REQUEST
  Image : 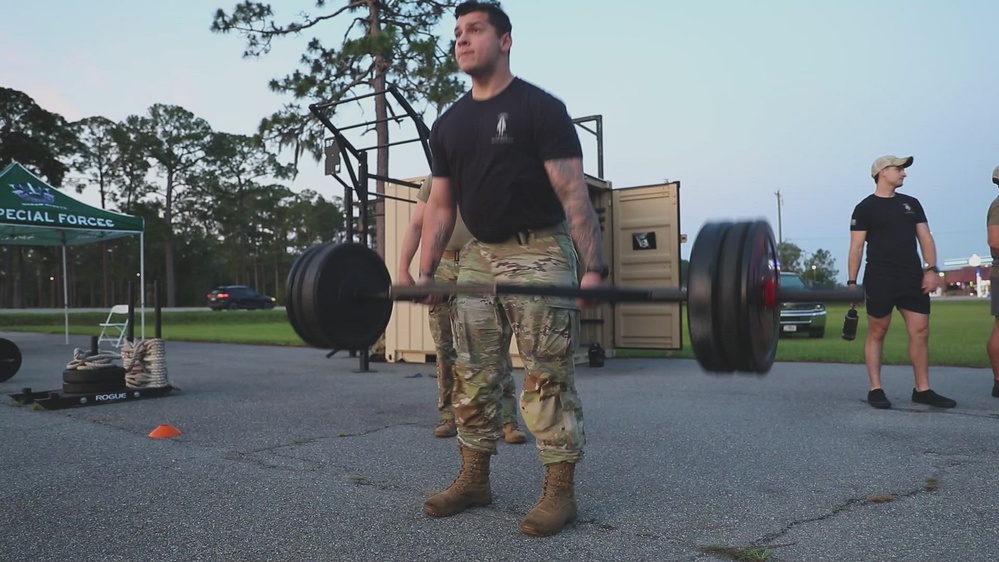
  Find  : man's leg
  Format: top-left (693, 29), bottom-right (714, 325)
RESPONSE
top-left (897, 292), bottom-right (953, 407)
top-left (490, 228), bottom-right (583, 536)
top-left (498, 313), bottom-right (526, 444)
top-left (988, 279), bottom-right (999, 397)
top-left (898, 308), bottom-right (930, 392)
top-left (428, 256), bottom-right (459, 437)
top-left (865, 313), bottom-right (892, 391)
top-left (422, 245), bottom-right (506, 518)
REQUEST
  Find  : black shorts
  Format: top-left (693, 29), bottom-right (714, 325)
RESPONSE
top-left (863, 274), bottom-right (930, 318)
top-left (992, 276), bottom-right (999, 316)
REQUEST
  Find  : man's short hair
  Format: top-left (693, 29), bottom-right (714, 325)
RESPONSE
top-left (456, 1), bottom-right (512, 37)
top-left (993, 164), bottom-right (999, 186)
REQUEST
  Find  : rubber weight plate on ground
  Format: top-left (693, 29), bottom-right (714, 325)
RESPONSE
top-left (63, 366), bottom-right (126, 384)
top-left (285, 243), bottom-right (328, 348)
top-left (62, 381), bottom-right (128, 394)
top-left (295, 243), bottom-right (393, 350)
top-left (0, 338), bottom-right (22, 383)
top-left (687, 221), bottom-right (733, 372)
top-left (715, 221), bottom-right (751, 372)
top-left (737, 220), bottom-right (779, 373)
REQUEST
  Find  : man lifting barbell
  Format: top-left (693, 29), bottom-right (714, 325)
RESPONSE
top-left (284, 1), bottom-right (865, 539)
top-left (415, 1), bottom-right (606, 538)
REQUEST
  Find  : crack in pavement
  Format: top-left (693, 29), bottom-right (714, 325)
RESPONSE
top-left (754, 454), bottom-right (966, 549)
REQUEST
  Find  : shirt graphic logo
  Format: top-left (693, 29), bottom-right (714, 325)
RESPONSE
top-left (492, 112), bottom-right (513, 144)
top-left (902, 203), bottom-right (914, 214)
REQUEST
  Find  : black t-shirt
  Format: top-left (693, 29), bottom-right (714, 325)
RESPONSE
top-left (429, 78), bottom-right (583, 243)
top-left (850, 193), bottom-right (927, 279)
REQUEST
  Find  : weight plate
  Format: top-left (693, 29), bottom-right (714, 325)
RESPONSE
top-left (296, 243), bottom-right (339, 349)
top-left (0, 338), bottom-right (22, 383)
top-left (63, 366), bottom-right (126, 384)
top-left (739, 220), bottom-right (779, 373)
top-left (298, 243), bottom-right (393, 351)
top-left (687, 221), bottom-right (734, 372)
top-left (62, 380), bottom-right (127, 394)
top-left (716, 222), bottom-right (751, 372)
top-left (286, 243), bottom-right (328, 347)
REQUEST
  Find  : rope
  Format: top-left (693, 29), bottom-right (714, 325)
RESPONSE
top-left (65, 348), bottom-right (121, 370)
top-left (121, 339), bottom-right (172, 389)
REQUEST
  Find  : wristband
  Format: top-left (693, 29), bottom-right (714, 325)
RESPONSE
top-left (924, 266), bottom-right (939, 274)
top-left (586, 264), bottom-right (610, 280)
top-left (846, 280), bottom-right (857, 286)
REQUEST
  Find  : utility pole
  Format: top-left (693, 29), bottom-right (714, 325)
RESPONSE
top-left (775, 190), bottom-right (784, 246)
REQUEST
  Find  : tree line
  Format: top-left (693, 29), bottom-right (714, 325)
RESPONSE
top-left (0, 86), bottom-right (345, 309)
top-left (1, 1), bottom-right (464, 310)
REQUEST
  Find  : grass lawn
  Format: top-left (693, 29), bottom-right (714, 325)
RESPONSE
top-left (1, 299), bottom-right (993, 368)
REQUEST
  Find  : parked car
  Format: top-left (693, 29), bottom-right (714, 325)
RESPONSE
top-left (779, 272), bottom-right (826, 338)
top-left (206, 285), bottom-right (276, 311)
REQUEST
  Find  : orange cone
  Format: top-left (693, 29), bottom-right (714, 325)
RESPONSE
top-left (148, 424), bottom-right (182, 438)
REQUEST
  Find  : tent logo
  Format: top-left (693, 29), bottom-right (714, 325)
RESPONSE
top-left (10, 182), bottom-right (56, 205)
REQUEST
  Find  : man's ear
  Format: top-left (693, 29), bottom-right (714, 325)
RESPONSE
top-left (500, 32), bottom-right (513, 54)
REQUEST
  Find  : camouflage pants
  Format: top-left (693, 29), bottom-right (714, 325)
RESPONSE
top-left (452, 225), bottom-right (585, 465)
top-left (428, 254), bottom-right (519, 425)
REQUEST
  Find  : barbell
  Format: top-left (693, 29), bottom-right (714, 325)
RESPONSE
top-left (284, 219), bottom-right (864, 374)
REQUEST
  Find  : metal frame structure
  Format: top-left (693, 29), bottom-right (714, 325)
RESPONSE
top-left (309, 84), bottom-right (431, 372)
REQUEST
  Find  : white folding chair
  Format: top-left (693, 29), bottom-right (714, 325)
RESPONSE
top-left (97, 305), bottom-right (130, 348)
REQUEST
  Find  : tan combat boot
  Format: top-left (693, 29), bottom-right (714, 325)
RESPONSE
top-left (502, 422), bottom-right (527, 444)
top-left (423, 446), bottom-right (492, 517)
top-left (519, 462), bottom-right (577, 536)
top-left (433, 420), bottom-right (456, 438)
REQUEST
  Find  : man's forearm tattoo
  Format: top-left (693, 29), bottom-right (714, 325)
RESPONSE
top-left (546, 158), bottom-right (606, 269)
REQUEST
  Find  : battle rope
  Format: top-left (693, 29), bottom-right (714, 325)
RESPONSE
top-left (65, 348), bottom-right (121, 370)
top-left (121, 339), bottom-right (172, 389)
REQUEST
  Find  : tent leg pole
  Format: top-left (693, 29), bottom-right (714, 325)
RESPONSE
top-left (140, 232), bottom-right (145, 340)
top-left (63, 245), bottom-right (68, 345)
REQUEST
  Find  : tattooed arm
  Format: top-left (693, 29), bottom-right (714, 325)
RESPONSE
top-left (545, 157), bottom-right (607, 275)
top-left (418, 176), bottom-right (457, 282)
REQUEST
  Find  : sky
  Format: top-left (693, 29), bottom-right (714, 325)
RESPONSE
top-left (3, 0), bottom-right (998, 282)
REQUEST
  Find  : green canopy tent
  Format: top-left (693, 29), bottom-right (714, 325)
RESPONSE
top-left (0, 161), bottom-right (146, 343)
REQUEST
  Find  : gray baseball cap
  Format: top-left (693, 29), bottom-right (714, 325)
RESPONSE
top-left (871, 155), bottom-right (913, 178)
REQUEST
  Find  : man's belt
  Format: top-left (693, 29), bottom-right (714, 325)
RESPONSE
top-left (513, 222), bottom-right (567, 245)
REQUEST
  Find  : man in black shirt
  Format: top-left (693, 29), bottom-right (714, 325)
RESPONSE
top-left (986, 164), bottom-right (999, 398)
top-left (848, 155), bottom-right (955, 409)
top-left (417, 1), bottom-right (608, 537)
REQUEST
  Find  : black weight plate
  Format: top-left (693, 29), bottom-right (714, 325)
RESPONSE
top-left (286, 243), bottom-right (328, 347)
top-left (63, 366), bottom-right (126, 384)
top-left (300, 243), bottom-right (393, 351)
top-left (62, 381), bottom-right (127, 394)
top-left (0, 338), bottom-right (22, 383)
top-left (687, 221), bottom-right (734, 373)
top-left (296, 243), bottom-right (339, 349)
top-left (289, 243), bottom-right (328, 342)
top-left (738, 220), bottom-right (779, 373)
top-left (293, 243), bottom-right (340, 349)
top-left (715, 222), bottom-right (751, 372)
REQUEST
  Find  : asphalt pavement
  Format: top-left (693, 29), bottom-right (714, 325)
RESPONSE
top-left (2, 331), bottom-right (997, 562)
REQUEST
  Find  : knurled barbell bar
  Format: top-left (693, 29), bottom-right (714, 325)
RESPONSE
top-left (284, 219), bottom-right (864, 374)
